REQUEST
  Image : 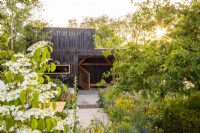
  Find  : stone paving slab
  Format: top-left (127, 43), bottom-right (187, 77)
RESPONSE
top-left (76, 89), bottom-right (109, 128)
top-left (78, 94), bottom-right (98, 105)
top-left (77, 108), bottom-right (108, 128)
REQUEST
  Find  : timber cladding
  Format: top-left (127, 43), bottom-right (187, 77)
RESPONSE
top-left (42, 27), bottom-right (113, 88)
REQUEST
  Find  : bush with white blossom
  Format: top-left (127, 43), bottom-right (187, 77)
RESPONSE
top-left (0, 41), bottom-right (73, 132)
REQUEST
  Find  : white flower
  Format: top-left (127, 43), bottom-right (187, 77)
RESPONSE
top-left (19, 68), bottom-right (32, 74)
top-left (16, 127), bottom-right (40, 133)
top-left (182, 80), bottom-right (195, 90)
top-left (0, 41), bottom-right (70, 132)
top-left (13, 53), bottom-right (24, 58)
top-left (0, 80), bottom-right (6, 90)
top-left (27, 41), bottom-right (50, 52)
top-left (0, 121), bottom-right (6, 132)
top-left (0, 106), bottom-right (10, 115)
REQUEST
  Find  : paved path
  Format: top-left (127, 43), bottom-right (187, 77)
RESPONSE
top-left (77, 89), bottom-right (108, 128)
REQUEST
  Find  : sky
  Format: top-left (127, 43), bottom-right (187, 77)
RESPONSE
top-left (36, 0), bottom-right (136, 27)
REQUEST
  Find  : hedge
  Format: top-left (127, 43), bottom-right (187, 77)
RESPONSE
top-left (163, 107), bottom-right (200, 133)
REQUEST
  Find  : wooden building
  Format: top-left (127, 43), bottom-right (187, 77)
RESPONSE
top-left (42, 27), bottom-right (113, 89)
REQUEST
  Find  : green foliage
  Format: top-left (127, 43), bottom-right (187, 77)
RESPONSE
top-left (23, 20), bottom-right (51, 52)
top-left (117, 122), bottom-right (135, 133)
top-left (86, 1), bottom-right (200, 133)
top-left (54, 112), bottom-right (68, 119)
top-left (72, 77), bottom-right (79, 133)
top-left (31, 118), bottom-right (38, 129)
top-left (188, 94), bottom-right (200, 110)
top-left (102, 50), bottom-right (112, 57)
top-left (112, 24), bottom-right (200, 96)
top-left (0, 50), bottom-right (13, 81)
top-left (80, 15), bottom-right (112, 28)
top-left (99, 89), bottom-right (160, 132)
top-left (38, 119), bottom-right (45, 130)
top-left (94, 25), bottom-right (123, 48)
top-left (67, 18), bottom-right (78, 28)
top-left (51, 63), bottom-right (56, 72)
top-left (5, 71), bottom-right (12, 83)
top-left (20, 90), bottom-right (26, 104)
top-left (0, 42), bottom-right (71, 132)
top-left (0, 0), bottom-right (41, 52)
top-left (163, 107), bottom-right (200, 133)
top-left (0, 11), bottom-right (9, 46)
top-left (81, 118), bottom-right (137, 133)
top-left (97, 89), bottom-right (105, 108)
top-left (51, 78), bottom-right (68, 101)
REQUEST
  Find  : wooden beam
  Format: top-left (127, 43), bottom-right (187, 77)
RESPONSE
top-left (78, 58), bottom-right (86, 66)
top-left (90, 84), bottom-right (97, 87)
top-left (104, 58), bottom-right (112, 65)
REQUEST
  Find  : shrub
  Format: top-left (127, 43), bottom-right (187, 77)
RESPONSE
top-left (163, 107), bottom-right (200, 133)
top-left (161, 94), bottom-right (200, 132)
top-left (0, 41), bottom-right (72, 132)
top-left (103, 91), bottom-right (159, 132)
top-left (188, 94), bottom-right (200, 110)
top-left (97, 88), bottom-right (106, 108)
top-left (51, 78), bottom-right (68, 101)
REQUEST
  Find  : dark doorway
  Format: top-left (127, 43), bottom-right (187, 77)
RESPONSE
top-left (78, 56), bottom-right (113, 89)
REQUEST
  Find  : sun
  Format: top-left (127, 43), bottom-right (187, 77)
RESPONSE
top-left (156, 27), bottom-right (166, 39)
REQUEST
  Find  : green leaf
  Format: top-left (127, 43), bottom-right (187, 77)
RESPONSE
top-left (56, 87), bottom-right (61, 98)
top-left (51, 63), bottom-right (56, 72)
top-left (47, 65), bottom-right (51, 72)
top-left (41, 103), bottom-right (45, 109)
top-left (46, 118), bottom-right (53, 131)
top-left (20, 90), bottom-right (26, 104)
top-left (31, 118), bottom-right (38, 129)
top-left (38, 76), bottom-right (44, 84)
top-left (62, 84), bottom-right (68, 91)
top-left (50, 118), bottom-right (57, 127)
top-left (45, 100), bottom-right (51, 107)
top-left (34, 91), bottom-right (39, 101)
top-left (17, 121), bottom-right (22, 128)
top-left (32, 91), bottom-right (39, 107)
top-left (14, 100), bottom-right (19, 106)
top-left (44, 47), bottom-right (48, 54)
top-left (49, 46), bottom-right (53, 52)
top-left (47, 51), bottom-right (50, 59)
top-left (6, 71), bottom-right (12, 82)
top-left (40, 64), bottom-right (47, 73)
top-left (33, 48), bottom-right (42, 62)
top-left (102, 50), bottom-right (111, 57)
top-left (6, 115), bottom-right (15, 130)
top-left (17, 74), bottom-right (24, 82)
top-left (44, 75), bottom-right (51, 82)
top-left (11, 57), bottom-right (17, 62)
top-left (41, 50), bottom-right (47, 62)
top-left (38, 119), bottom-right (45, 130)
top-left (52, 101), bottom-right (57, 110)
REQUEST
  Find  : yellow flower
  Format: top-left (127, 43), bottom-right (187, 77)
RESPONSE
top-left (133, 105), bottom-right (137, 110)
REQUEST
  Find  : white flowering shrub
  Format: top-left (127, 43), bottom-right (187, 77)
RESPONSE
top-left (0, 41), bottom-right (72, 133)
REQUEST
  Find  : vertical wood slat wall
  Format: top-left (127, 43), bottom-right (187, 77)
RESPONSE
top-left (42, 28), bottom-right (96, 86)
